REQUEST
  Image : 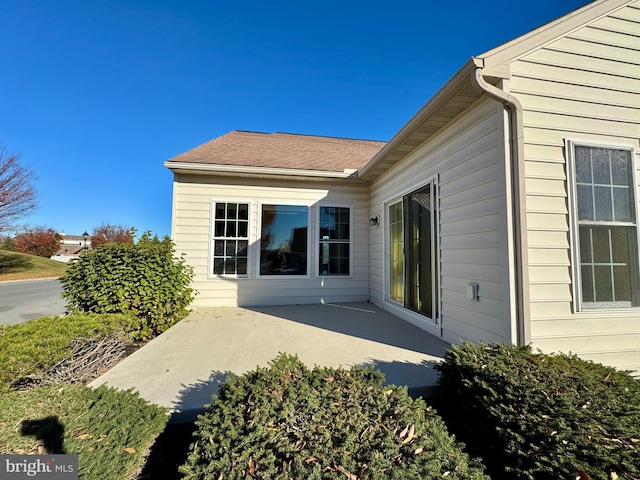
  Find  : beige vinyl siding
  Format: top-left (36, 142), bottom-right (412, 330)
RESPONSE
top-left (171, 175), bottom-right (370, 307)
top-left (368, 215), bottom-right (384, 307)
top-left (369, 99), bottom-right (513, 345)
top-left (510, 1), bottom-right (640, 374)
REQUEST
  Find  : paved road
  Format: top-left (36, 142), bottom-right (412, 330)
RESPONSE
top-left (0, 278), bottom-right (67, 325)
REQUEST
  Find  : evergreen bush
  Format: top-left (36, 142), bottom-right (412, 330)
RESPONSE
top-left (0, 235), bottom-right (16, 251)
top-left (435, 342), bottom-right (640, 480)
top-left (60, 232), bottom-right (196, 340)
top-left (181, 353), bottom-right (487, 479)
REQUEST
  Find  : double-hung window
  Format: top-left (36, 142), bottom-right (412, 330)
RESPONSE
top-left (318, 206), bottom-right (351, 276)
top-left (212, 202), bottom-right (249, 276)
top-left (568, 142), bottom-right (640, 308)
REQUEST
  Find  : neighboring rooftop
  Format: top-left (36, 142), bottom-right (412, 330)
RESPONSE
top-left (59, 233), bottom-right (91, 244)
top-left (53, 244), bottom-right (85, 256)
top-left (167, 130), bottom-right (386, 173)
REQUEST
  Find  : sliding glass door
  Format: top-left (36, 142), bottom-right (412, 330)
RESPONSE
top-left (388, 181), bottom-right (439, 322)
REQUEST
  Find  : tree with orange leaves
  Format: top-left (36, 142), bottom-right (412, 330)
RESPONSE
top-left (90, 223), bottom-right (133, 248)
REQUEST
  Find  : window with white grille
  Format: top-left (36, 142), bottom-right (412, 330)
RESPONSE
top-left (568, 142), bottom-right (640, 308)
top-left (212, 202), bottom-right (249, 276)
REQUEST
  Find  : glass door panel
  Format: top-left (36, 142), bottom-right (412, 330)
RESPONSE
top-left (388, 201), bottom-right (404, 303)
top-left (405, 185), bottom-right (433, 317)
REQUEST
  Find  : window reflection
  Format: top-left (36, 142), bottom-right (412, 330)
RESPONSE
top-left (260, 205), bottom-right (308, 275)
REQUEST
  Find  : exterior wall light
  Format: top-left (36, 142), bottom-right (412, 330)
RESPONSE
top-left (369, 216), bottom-right (379, 226)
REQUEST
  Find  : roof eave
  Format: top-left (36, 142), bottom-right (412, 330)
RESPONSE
top-left (358, 59), bottom-right (483, 181)
top-left (164, 161), bottom-right (365, 183)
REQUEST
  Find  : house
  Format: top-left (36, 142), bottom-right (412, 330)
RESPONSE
top-left (166, 0), bottom-right (640, 375)
top-left (51, 232), bottom-right (91, 262)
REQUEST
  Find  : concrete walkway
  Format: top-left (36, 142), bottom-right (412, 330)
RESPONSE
top-left (90, 302), bottom-right (449, 422)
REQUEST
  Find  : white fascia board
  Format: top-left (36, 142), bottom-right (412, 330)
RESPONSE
top-left (164, 161), bottom-right (360, 180)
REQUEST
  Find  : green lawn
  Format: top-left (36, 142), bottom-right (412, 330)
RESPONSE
top-left (0, 385), bottom-right (168, 479)
top-left (0, 313), bottom-right (137, 392)
top-left (0, 250), bottom-right (68, 281)
top-left (0, 313), bottom-right (168, 480)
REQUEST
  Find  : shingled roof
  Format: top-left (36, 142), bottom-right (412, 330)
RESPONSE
top-left (167, 130), bottom-right (386, 173)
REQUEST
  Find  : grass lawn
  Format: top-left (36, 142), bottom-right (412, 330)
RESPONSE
top-left (0, 313), bottom-right (168, 480)
top-left (0, 313), bottom-right (137, 391)
top-left (0, 385), bottom-right (168, 480)
top-left (0, 250), bottom-right (68, 281)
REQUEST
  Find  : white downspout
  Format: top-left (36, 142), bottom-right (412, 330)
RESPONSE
top-left (470, 62), bottom-right (531, 346)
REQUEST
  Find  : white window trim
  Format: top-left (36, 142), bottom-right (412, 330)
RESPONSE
top-left (382, 174), bottom-right (441, 333)
top-left (256, 201), bottom-right (312, 279)
top-left (315, 203), bottom-right (354, 279)
top-left (209, 200), bottom-right (251, 279)
top-left (565, 139), bottom-right (640, 312)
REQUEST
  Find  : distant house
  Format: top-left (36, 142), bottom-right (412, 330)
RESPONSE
top-left (166, 0), bottom-right (640, 375)
top-left (51, 233), bottom-right (91, 262)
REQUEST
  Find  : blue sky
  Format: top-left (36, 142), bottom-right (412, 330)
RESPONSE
top-left (1, 0), bottom-right (590, 238)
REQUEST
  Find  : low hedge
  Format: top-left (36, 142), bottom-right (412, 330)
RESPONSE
top-left (0, 313), bottom-right (136, 391)
top-left (435, 342), bottom-right (640, 480)
top-left (0, 384), bottom-right (168, 480)
top-left (181, 353), bottom-right (488, 479)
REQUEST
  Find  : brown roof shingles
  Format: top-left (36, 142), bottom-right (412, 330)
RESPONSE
top-left (168, 130), bottom-right (386, 173)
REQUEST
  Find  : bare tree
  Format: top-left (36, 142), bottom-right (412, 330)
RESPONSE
top-left (0, 145), bottom-right (37, 233)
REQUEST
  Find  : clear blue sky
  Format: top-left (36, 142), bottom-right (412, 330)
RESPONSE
top-left (1, 0), bottom-right (590, 238)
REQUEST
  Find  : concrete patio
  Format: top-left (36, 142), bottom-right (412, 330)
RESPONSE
top-left (90, 302), bottom-right (449, 423)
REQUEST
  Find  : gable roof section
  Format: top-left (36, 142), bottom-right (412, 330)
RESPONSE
top-left (166, 130), bottom-right (385, 179)
top-left (477, 0), bottom-right (636, 77)
top-left (359, 0), bottom-right (637, 182)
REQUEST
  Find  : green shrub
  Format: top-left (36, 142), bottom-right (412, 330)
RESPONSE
top-left (0, 384), bottom-right (168, 480)
top-left (435, 342), bottom-right (640, 480)
top-left (60, 232), bottom-right (196, 340)
top-left (0, 313), bottom-right (136, 392)
top-left (181, 353), bottom-right (487, 480)
top-left (0, 236), bottom-right (16, 251)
